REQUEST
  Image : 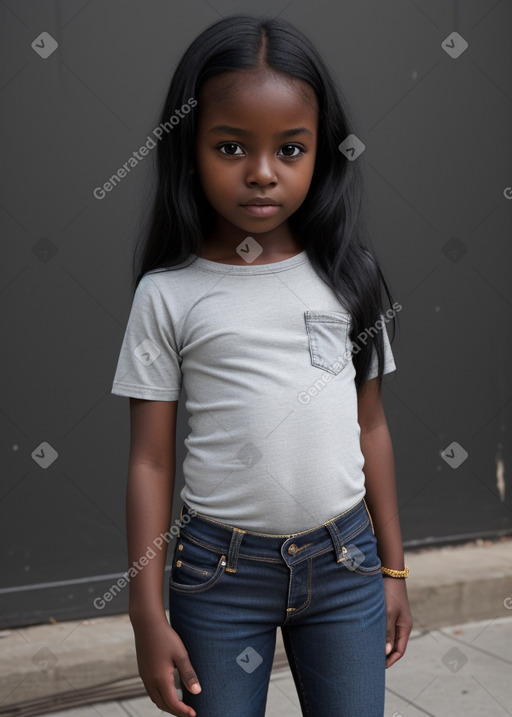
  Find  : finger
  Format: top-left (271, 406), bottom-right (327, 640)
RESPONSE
top-left (385, 625), bottom-right (411, 669)
top-left (156, 692), bottom-right (196, 717)
top-left (385, 649), bottom-right (403, 669)
top-left (385, 616), bottom-right (396, 657)
top-left (174, 653), bottom-right (202, 695)
top-left (148, 686), bottom-right (169, 714)
top-left (161, 668), bottom-right (199, 717)
top-left (393, 623), bottom-right (412, 658)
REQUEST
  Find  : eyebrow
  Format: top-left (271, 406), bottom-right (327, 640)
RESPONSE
top-left (207, 124), bottom-right (314, 138)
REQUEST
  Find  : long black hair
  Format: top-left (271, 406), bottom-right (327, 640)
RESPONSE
top-left (132, 14), bottom-right (398, 392)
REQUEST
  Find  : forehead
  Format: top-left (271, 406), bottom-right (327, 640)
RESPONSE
top-left (197, 69), bottom-right (318, 132)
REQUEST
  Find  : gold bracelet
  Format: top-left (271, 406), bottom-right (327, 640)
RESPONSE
top-left (381, 565), bottom-right (409, 578)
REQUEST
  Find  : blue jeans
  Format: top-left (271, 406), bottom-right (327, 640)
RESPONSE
top-left (168, 498), bottom-right (386, 716)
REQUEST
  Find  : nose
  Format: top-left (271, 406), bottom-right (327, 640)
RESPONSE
top-left (245, 153), bottom-right (277, 187)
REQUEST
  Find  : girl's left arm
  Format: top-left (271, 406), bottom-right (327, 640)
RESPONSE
top-left (357, 376), bottom-right (413, 668)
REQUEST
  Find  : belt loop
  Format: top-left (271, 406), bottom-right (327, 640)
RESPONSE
top-left (226, 527), bottom-right (246, 573)
top-left (325, 520), bottom-right (347, 563)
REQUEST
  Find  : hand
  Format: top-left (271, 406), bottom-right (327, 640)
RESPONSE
top-left (383, 577), bottom-right (413, 668)
top-left (132, 618), bottom-right (201, 716)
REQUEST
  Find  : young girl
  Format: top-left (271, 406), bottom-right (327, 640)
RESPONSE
top-left (112, 14), bottom-right (412, 717)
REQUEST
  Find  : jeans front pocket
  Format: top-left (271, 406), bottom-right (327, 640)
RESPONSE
top-left (169, 531), bottom-right (227, 594)
top-left (304, 310), bottom-right (353, 375)
top-left (338, 518), bottom-right (382, 576)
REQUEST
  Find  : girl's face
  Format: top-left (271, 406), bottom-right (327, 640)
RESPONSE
top-left (194, 67), bottom-right (318, 246)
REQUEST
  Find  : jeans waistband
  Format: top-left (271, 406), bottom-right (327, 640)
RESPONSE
top-left (178, 498), bottom-right (375, 574)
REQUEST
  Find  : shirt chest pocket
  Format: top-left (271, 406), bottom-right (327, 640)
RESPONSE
top-left (304, 310), bottom-right (353, 375)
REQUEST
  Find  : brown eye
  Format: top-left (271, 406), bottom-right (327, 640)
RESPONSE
top-left (280, 145), bottom-right (303, 158)
top-left (218, 143), bottom-right (243, 156)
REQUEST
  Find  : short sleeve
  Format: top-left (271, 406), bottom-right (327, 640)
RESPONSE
top-left (365, 317), bottom-right (396, 381)
top-left (111, 274), bottom-right (182, 400)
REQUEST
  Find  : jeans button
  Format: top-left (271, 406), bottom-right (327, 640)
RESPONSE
top-left (288, 543), bottom-right (298, 555)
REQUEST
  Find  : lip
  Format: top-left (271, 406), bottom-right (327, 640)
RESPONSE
top-left (241, 197), bottom-right (280, 206)
top-left (241, 205), bottom-right (281, 217)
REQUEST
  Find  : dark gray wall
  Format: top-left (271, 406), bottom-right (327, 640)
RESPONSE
top-left (1, 0), bottom-right (511, 628)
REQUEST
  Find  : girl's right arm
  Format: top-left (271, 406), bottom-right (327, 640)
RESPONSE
top-left (127, 398), bottom-right (201, 717)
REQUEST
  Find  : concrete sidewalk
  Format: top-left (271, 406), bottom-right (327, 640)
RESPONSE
top-left (17, 616), bottom-right (512, 717)
top-left (1, 537), bottom-right (511, 716)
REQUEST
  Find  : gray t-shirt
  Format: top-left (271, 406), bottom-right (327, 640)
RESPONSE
top-left (111, 249), bottom-right (396, 533)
